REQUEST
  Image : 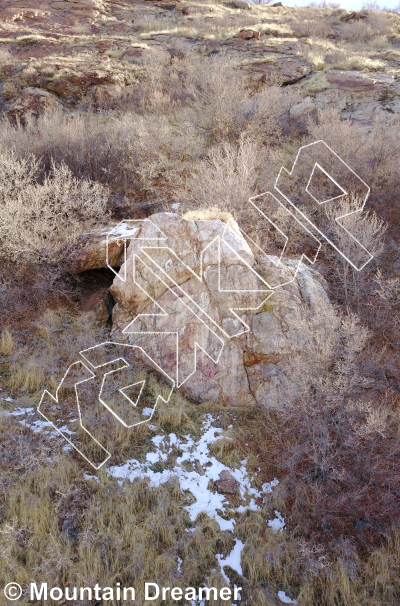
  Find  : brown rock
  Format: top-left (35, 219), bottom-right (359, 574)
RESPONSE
top-left (68, 223), bottom-right (135, 274)
top-left (89, 83), bottom-right (125, 108)
top-left (82, 290), bottom-right (114, 322)
top-left (325, 70), bottom-right (387, 92)
top-left (250, 57), bottom-right (312, 85)
top-left (231, 0), bottom-right (250, 8)
top-left (340, 10), bottom-right (366, 22)
top-left (2, 82), bottom-right (20, 102)
top-left (43, 68), bottom-right (124, 105)
top-left (123, 47), bottom-right (144, 60)
top-left (234, 29), bottom-right (260, 40)
top-left (5, 87), bottom-right (62, 121)
top-left (216, 470), bottom-right (239, 494)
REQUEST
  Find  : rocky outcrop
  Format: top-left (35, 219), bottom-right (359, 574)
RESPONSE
top-left (69, 223), bottom-right (133, 274)
top-left (4, 86), bottom-right (62, 120)
top-left (82, 289), bottom-right (114, 323)
top-left (1, 0), bottom-right (400, 123)
top-left (291, 69), bottom-right (400, 124)
top-left (90, 213), bottom-right (332, 409)
top-left (249, 56), bottom-right (312, 85)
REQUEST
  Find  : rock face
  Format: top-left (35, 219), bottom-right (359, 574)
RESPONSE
top-left (103, 213), bottom-right (331, 409)
top-left (5, 86), bottom-right (62, 121)
top-left (1, 0), bottom-right (400, 124)
top-left (250, 56), bottom-right (312, 85)
top-left (291, 70), bottom-right (400, 124)
top-left (69, 223), bottom-right (131, 273)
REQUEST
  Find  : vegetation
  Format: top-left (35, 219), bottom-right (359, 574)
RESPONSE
top-left (0, 0), bottom-right (400, 604)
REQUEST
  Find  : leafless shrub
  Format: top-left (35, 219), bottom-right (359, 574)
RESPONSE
top-left (291, 8), bottom-right (334, 37)
top-left (371, 269), bottom-right (400, 344)
top-left (306, 108), bottom-right (368, 166)
top-left (185, 138), bottom-right (259, 216)
top-left (182, 55), bottom-right (253, 141)
top-left (0, 150), bottom-right (108, 267)
top-left (324, 196), bottom-right (386, 308)
top-left (341, 10), bottom-right (393, 40)
top-left (0, 47), bottom-right (16, 66)
top-left (259, 303), bottom-right (400, 546)
top-left (0, 109), bottom-right (200, 205)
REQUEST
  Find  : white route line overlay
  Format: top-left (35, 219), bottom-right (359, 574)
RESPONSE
top-left (123, 253), bottom-right (225, 388)
top-left (38, 344), bottom-right (175, 469)
top-left (36, 139), bottom-right (375, 467)
top-left (106, 220), bottom-right (168, 282)
top-left (246, 192), bottom-right (322, 289)
top-left (274, 139), bottom-right (373, 271)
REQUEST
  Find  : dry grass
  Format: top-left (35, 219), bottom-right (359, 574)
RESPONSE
top-left (301, 71), bottom-right (331, 94)
top-left (306, 51), bottom-right (326, 70)
top-left (3, 310), bottom-right (107, 395)
top-left (341, 9), bottom-right (395, 42)
top-left (0, 328), bottom-right (14, 354)
top-left (1, 394), bottom-right (400, 605)
top-left (1, 3), bottom-right (400, 601)
top-left (8, 361), bottom-right (46, 393)
top-left (0, 428), bottom-right (231, 604)
top-left (182, 208), bottom-right (234, 222)
top-left (331, 54), bottom-right (387, 70)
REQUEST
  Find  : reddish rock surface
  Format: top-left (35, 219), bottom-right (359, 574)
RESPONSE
top-left (215, 470), bottom-right (239, 495)
top-left (0, 0), bottom-right (398, 124)
top-left (82, 289), bottom-right (114, 323)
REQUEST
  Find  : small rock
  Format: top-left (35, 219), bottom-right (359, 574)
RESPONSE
top-left (289, 96), bottom-right (315, 119)
top-left (124, 47), bottom-right (143, 59)
top-left (234, 29), bottom-right (260, 40)
top-left (215, 470), bottom-right (239, 495)
top-left (61, 519), bottom-right (80, 542)
top-left (325, 69), bottom-right (388, 93)
top-left (178, 4), bottom-right (191, 14)
top-left (340, 10), bottom-right (366, 22)
top-left (272, 2), bottom-right (283, 5)
top-left (82, 290), bottom-right (114, 322)
top-left (230, 0), bottom-right (250, 9)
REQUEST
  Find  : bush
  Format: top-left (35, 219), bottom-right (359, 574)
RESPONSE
top-left (341, 10), bottom-right (394, 42)
top-left (184, 138), bottom-right (259, 217)
top-left (0, 150), bottom-right (108, 267)
top-left (238, 302), bottom-right (400, 555)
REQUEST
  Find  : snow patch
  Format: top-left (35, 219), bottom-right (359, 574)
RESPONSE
top-left (216, 539), bottom-right (244, 583)
top-left (108, 415), bottom-right (277, 532)
top-left (268, 510), bottom-right (285, 532)
top-left (278, 590), bottom-right (298, 604)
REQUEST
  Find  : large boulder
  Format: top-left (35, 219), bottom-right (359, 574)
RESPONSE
top-left (107, 213), bottom-right (331, 409)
